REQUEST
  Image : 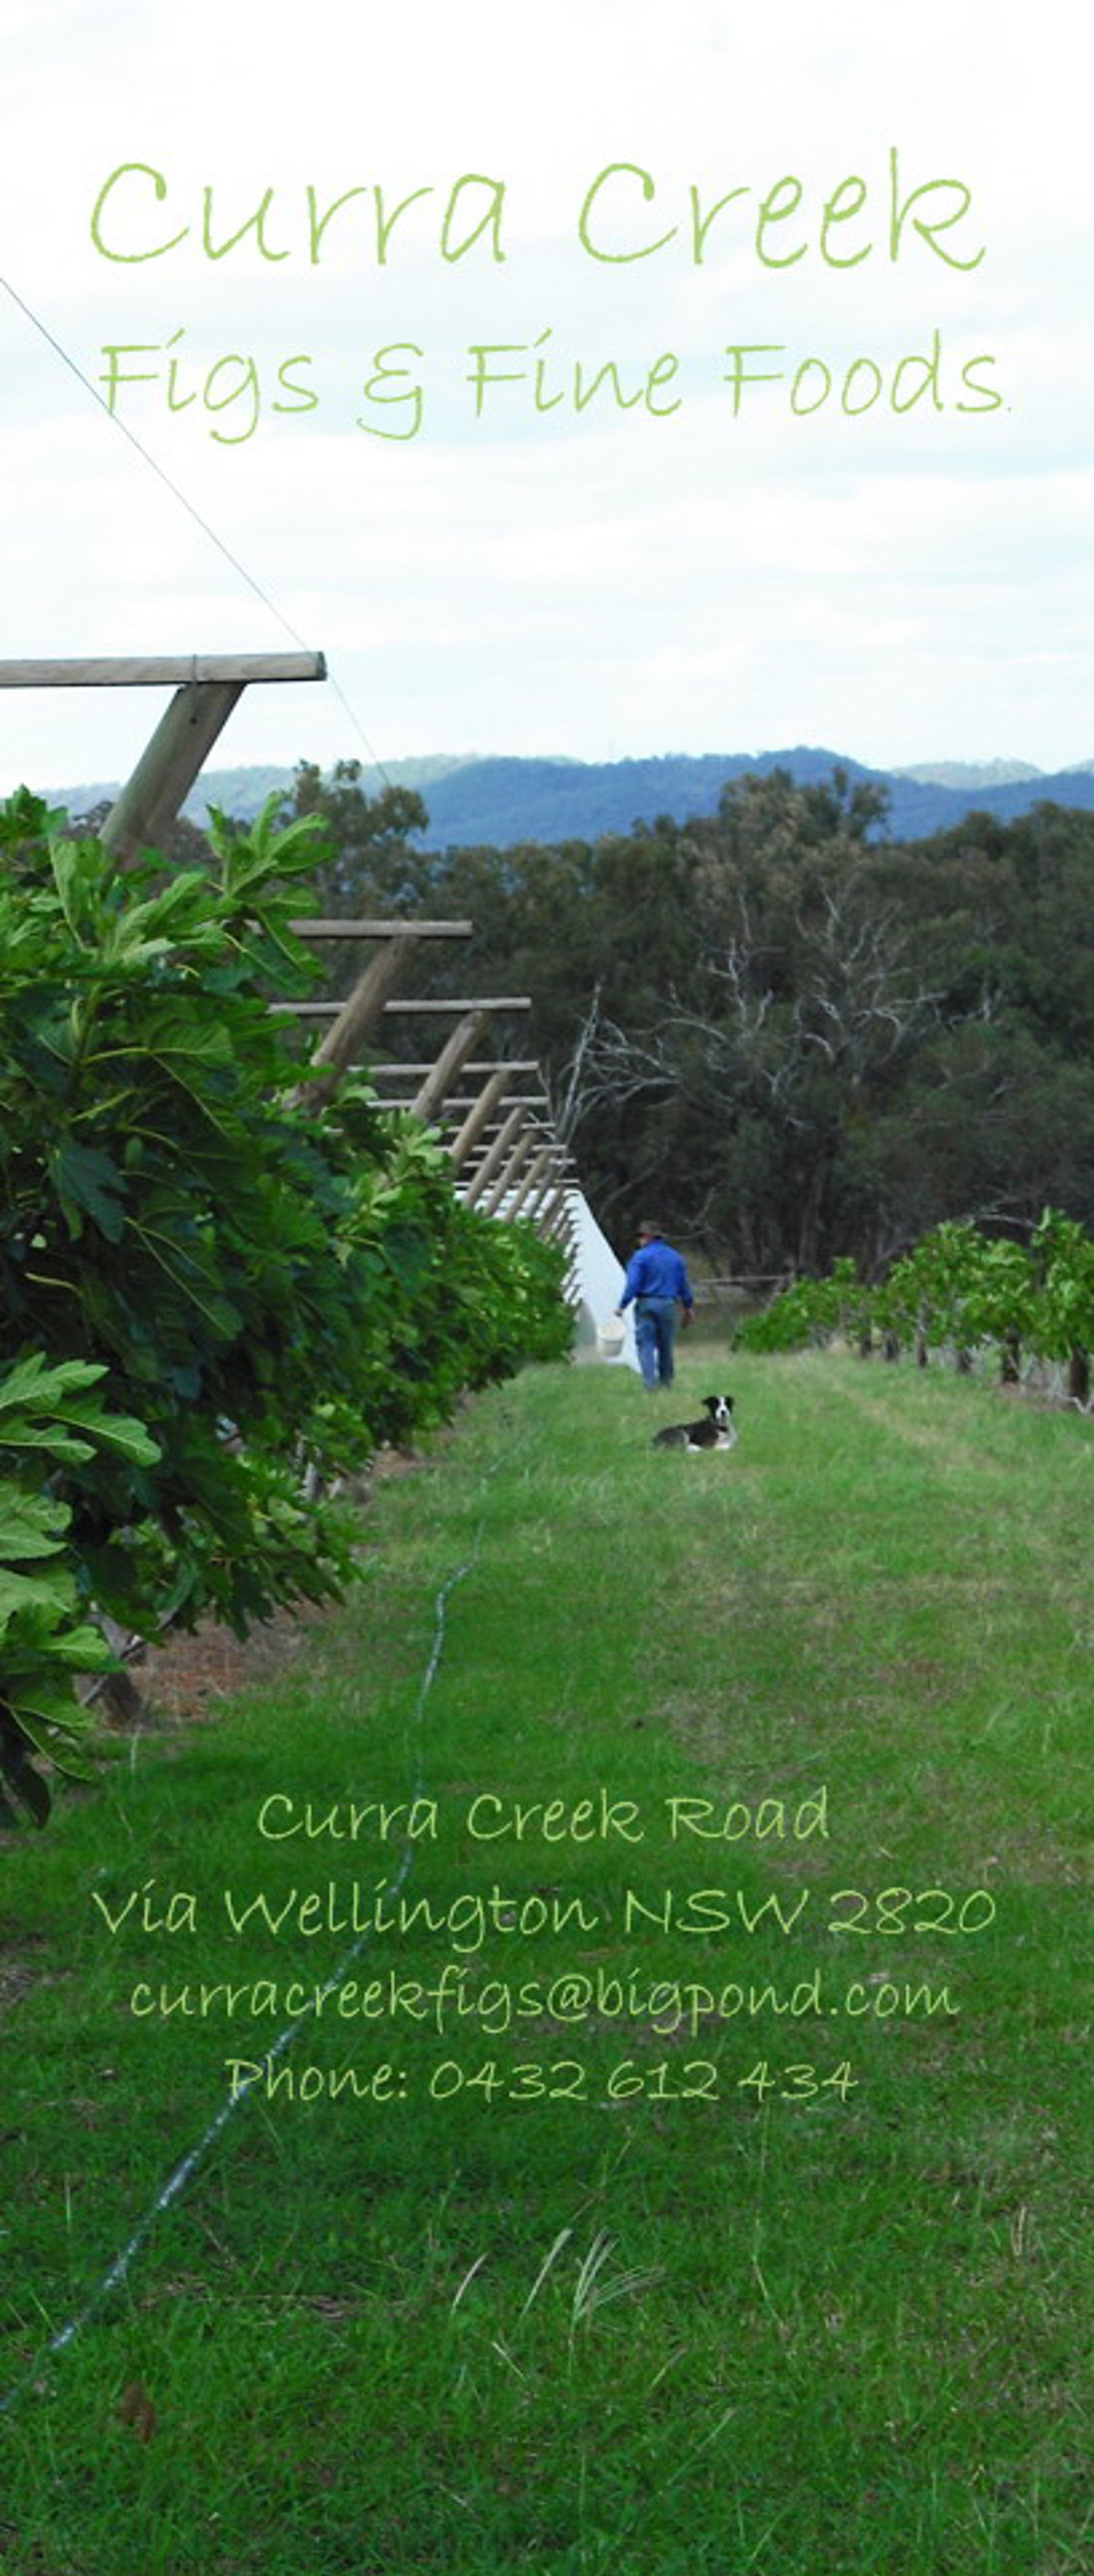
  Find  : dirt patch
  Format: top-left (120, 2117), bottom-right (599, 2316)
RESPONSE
top-left (0, 1958), bottom-right (48, 2014)
top-left (122, 1599), bottom-right (334, 1730)
top-left (102, 1445), bottom-right (429, 1733)
top-left (0, 1924), bottom-right (57, 2021)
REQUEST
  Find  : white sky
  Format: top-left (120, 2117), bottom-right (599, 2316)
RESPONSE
top-left (1, 0), bottom-right (1091, 794)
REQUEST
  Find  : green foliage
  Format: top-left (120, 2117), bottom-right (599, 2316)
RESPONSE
top-left (735, 1211), bottom-right (1094, 1396)
top-left (301, 1105), bottom-right (572, 1457)
top-left (1030, 1210), bottom-right (1094, 1369)
top-left (884, 1222), bottom-right (988, 1351)
top-left (734, 1279), bottom-right (837, 1354)
top-left (733, 1257), bottom-right (869, 1354)
top-left (731, 1288), bottom-right (805, 1354)
top-left (0, 793), bottom-right (570, 1819)
top-left (0, 1355), bottom-right (160, 1824)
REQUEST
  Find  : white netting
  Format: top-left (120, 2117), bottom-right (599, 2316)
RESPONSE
top-left (563, 1190), bottom-right (640, 1372)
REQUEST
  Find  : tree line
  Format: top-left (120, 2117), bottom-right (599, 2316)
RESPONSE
top-left (280, 758), bottom-right (1094, 1276)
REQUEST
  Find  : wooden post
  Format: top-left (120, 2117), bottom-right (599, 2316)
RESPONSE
top-left (301, 934), bottom-right (422, 1109)
top-left (410, 1009), bottom-right (490, 1125)
top-left (509, 1147), bottom-right (554, 1221)
top-left (529, 1159), bottom-right (569, 1226)
top-left (448, 1067), bottom-right (511, 1172)
top-left (101, 681), bottom-right (245, 864)
top-left (521, 1152), bottom-right (562, 1224)
top-left (463, 1105), bottom-right (526, 1206)
top-left (481, 1125), bottom-right (540, 1219)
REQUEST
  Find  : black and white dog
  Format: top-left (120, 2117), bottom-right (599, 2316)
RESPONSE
top-left (653, 1395), bottom-right (738, 1452)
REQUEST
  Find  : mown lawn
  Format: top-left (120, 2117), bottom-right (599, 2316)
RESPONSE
top-left (0, 1351), bottom-right (1090, 2575)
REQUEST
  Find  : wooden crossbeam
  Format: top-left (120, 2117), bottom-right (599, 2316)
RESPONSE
top-left (463, 1121), bottom-right (560, 1155)
top-left (3, 651), bottom-right (326, 867)
top-left (384, 997), bottom-right (531, 1015)
top-left (375, 1084), bottom-right (548, 1104)
top-left (463, 1139), bottom-right (571, 1159)
top-left (272, 996), bottom-right (531, 1018)
top-left (428, 1095), bottom-right (549, 1112)
top-left (377, 1090), bottom-right (549, 1106)
top-left (366, 1061), bottom-right (541, 1077)
top-left (290, 919), bottom-right (471, 939)
top-left (0, 654), bottom-right (325, 686)
top-left (464, 1150), bottom-right (574, 1180)
top-left (274, 1001), bottom-right (384, 1018)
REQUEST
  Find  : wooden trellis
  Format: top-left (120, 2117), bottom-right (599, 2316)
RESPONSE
top-left (274, 962), bottom-right (578, 1237)
top-left (274, 916), bottom-right (574, 1240)
top-left (0, 651), bottom-right (581, 1243)
top-left (366, 1060), bottom-right (578, 1252)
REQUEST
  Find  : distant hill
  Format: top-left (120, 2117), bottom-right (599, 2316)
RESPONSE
top-left (890, 758), bottom-right (1045, 788)
top-left (407, 750), bottom-right (1094, 847)
top-left (44, 747), bottom-right (1094, 850)
top-left (45, 753), bottom-right (478, 825)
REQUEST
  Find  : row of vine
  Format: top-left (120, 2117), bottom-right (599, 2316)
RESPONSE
top-left (734, 1215), bottom-right (1094, 1402)
top-left (0, 795), bottom-right (572, 1824)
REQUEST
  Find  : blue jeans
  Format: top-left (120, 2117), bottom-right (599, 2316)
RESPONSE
top-left (635, 1296), bottom-right (677, 1389)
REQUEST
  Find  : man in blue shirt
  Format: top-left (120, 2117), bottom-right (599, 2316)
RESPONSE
top-left (615, 1221), bottom-right (694, 1391)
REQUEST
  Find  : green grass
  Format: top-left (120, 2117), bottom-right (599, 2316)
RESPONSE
top-left (0, 1352), bottom-right (1090, 2574)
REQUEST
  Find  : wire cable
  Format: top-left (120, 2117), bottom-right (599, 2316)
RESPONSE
top-left (0, 270), bottom-right (396, 793)
top-left (0, 272), bottom-right (314, 658)
top-left (0, 1523), bottom-right (489, 2421)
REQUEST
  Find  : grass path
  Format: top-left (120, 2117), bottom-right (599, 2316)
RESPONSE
top-left (0, 1352), bottom-right (1089, 2575)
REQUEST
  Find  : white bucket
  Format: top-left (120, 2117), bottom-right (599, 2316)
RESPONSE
top-left (596, 1315), bottom-right (626, 1359)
